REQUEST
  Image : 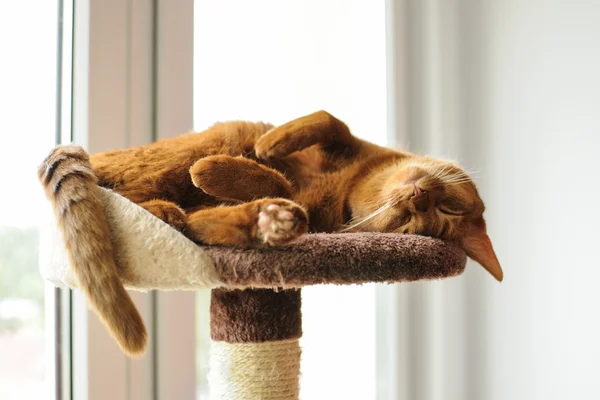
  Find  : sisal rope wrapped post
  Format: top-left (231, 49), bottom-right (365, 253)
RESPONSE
top-left (209, 288), bottom-right (302, 400)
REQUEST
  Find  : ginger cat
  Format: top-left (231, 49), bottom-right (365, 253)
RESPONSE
top-left (39, 110), bottom-right (502, 357)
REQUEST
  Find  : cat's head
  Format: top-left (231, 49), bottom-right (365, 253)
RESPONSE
top-left (348, 156), bottom-right (503, 281)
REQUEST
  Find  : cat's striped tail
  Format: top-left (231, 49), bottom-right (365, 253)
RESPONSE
top-left (38, 145), bottom-right (148, 357)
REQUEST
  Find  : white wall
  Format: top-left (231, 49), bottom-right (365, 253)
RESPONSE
top-left (484, 1), bottom-right (600, 399)
top-left (388, 1), bottom-right (600, 399)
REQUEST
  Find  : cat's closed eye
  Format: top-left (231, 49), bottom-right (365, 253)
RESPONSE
top-left (438, 205), bottom-right (463, 216)
top-left (437, 194), bottom-right (468, 216)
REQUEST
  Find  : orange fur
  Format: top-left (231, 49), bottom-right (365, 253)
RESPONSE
top-left (40, 110), bottom-right (502, 357)
top-left (38, 146), bottom-right (147, 357)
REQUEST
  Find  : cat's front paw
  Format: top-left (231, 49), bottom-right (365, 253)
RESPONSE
top-left (256, 200), bottom-right (308, 246)
top-left (140, 200), bottom-right (187, 232)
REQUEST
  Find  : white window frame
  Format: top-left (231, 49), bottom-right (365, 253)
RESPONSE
top-left (66, 1), bottom-right (195, 399)
top-left (49, 1), bottom-right (75, 399)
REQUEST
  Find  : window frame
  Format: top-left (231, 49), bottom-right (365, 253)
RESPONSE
top-left (50, 1), bottom-right (74, 399)
top-left (64, 1), bottom-right (195, 399)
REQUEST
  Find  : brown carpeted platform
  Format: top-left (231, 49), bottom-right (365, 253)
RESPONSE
top-left (204, 232), bottom-right (466, 288)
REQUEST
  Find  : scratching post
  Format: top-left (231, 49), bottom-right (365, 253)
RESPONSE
top-left (41, 186), bottom-right (468, 399)
top-left (209, 289), bottom-right (302, 399)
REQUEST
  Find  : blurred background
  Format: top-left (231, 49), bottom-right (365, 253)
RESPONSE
top-left (0, 1), bottom-right (57, 399)
top-left (1, 0), bottom-right (599, 399)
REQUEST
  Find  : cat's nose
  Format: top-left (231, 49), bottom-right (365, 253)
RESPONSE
top-left (413, 184), bottom-right (423, 196)
top-left (411, 185), bottom-right (429, 212)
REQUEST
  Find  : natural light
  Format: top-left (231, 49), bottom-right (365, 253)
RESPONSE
top-left (4, 2), bottom-right (600, 400)
top-left (0, 2), bottom-right (58, 400)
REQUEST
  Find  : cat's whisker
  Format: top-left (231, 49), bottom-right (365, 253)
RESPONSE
top-left (344, 206), bottom-right (390, 231)
top-left (446, 170), bottom-right (467, 177)
top-left (432, 164), bottom-right (449, 180)
top-left (361, 195), bottom-right (392, 209)
top-left (440, 171), bottom-right (471, 184)
top-left (443, 179), bottom-right (473, 185)
top-left (446, 174), bottom-right (470, 180)
top-left (340, 201), bottom-right (392, 232)
top-left (429, 165), bottom-right (442, 179)
top-left (450, 178), bottom-right (473, 183)
top-left (441, 175), bottom-right (470, 183)
top-left (443, 178), bottom-right (471, 184)
top-left (442, 172), bottom-right (469, 180)
top-left (436, 165), bottom-right (454, 180)
top-left (368, 189), bottom-right (410, 209)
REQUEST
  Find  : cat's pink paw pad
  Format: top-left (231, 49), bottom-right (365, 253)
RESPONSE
top-left (256, 201), bottom-right (308, 246)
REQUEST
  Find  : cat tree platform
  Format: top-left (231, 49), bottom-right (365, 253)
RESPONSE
top-left (41, 187), bottom-right (466, 399)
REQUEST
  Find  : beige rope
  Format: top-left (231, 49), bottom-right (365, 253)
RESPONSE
top-left (208, 338), bottom-right (301, 400)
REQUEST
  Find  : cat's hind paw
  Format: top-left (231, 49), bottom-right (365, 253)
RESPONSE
top-left (190, 155), bottom-right (293, 201)
top-left (256, 200), bottom-right (308, 246)
top-left (254, 127), bottom-right (301, 160)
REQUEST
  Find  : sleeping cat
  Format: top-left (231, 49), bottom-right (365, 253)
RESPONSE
top-left (39, 110), bottom-right (502, 356)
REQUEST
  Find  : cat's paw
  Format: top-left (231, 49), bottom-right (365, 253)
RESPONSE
top-left (190, 155), bottom-right (237, 195)
top-left (254, 127), bottom-right (300, 160)
top-left (190, 155), bottom-right (292, 201)
top-left (256, 200), bottom-right (308, 246)
top-left (140, 200), bottom-right (187, 232)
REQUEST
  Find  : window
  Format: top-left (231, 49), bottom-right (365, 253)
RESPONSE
top-left (0, 1), bottom-right (60, 399)
top-left (196, 289), bottom-right (211, 399)
top-left (193, 1), bottom-right (387, 398)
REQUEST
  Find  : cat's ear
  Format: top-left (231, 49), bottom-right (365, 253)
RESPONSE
top-left (462, 218), bottom-right (503, 282)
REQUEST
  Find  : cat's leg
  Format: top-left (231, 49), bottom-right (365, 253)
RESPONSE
top-left (186, 198), bottom-right (308, 247)
top-left (138, 199), bottom-right (187, 231)
top-left (190, 155), bottom-right (293, 201)
top-left (254, 110), bottom-right (360, 159)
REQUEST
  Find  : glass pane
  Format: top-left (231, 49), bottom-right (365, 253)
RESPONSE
top-left (193, 1), bottom-right (386, 398)
top-left (195, 289), bottom-right (211, 400)
top-left (0, 2), bottom-right (58, 399)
